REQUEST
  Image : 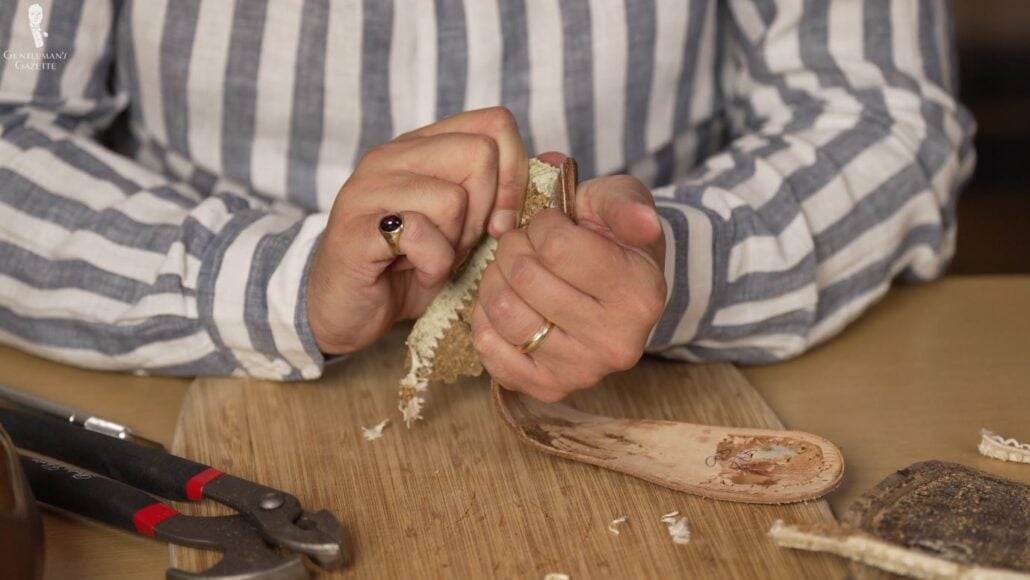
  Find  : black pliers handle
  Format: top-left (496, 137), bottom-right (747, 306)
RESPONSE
top-left (0, 407), bottom-right (344, 569)
top-left (19, 454), bottom-right (308, 579)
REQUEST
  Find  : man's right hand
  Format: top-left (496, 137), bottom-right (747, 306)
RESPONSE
top-left (306, 107), bottom-right (528, 355)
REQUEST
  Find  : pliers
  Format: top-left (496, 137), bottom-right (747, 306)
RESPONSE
top-left (0, 406), bottom-right (345, 578)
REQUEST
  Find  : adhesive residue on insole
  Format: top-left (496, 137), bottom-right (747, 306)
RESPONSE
top-left (707, 435), bottom-right (824, 487)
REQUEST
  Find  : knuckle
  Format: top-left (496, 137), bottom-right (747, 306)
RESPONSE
top-left (604, 341), bottom-right (642, 372)
top-left (463, 132), bottom-right (498, 156)
top-left (525, 372), bottom-right (564, 402)
top-left (483, 285), bottom-right (521, 328)
top-left (472, 325), bottom-right (493, 357)
top-left (507, 254), bottom-right (541, 290)
top-left (338, 248), bottom-right (377, 286)
top-left (399, 214), bottom-right (423, 243)
top-left (362, 142), bottom-right (396, 163)
top-left (532, 372), bottom-right (557, 391)
top-left (498, 167), bottom-right (519, 193)
top-left (494, 230), bottom-right (522, 261)
top-left (424, 251), bottom-right (452, 280)
top-left (481, 106), bottom-right (518, 133)
top-left (590, 174), bottom-right (649, 203)
top-left (462, 222), bottom-right (485, 246)
top-left (469, 133), bottom-right (499, 162)
top-left (609, 173), bottom-right (647, 192)
top-left (566, 367), bottom-right (600, 392)
top-left (335, 175), bottom-right (366, 202)
top-left (624, 285), bottom-right (666, 323)
top-left (534, 388), bottom-right (566, 404)
top-left (645, 283), bottom-right (668, 321)
top-left (537, 227), bottom-right (571, 268)
top-left (437, 183), bottom-right (468, 223)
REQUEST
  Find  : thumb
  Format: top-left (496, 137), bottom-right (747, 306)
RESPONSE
top-left (575, 175), bottom-right (663, 250)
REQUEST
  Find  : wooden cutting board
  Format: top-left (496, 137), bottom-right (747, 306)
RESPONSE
top-left (170, 327), bottom-right (846, 578)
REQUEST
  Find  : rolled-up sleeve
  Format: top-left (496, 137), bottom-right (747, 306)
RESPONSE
top-left (647, 0), bottom-right (975, 363)
top-left (0, 1), bottom-right (327, 380)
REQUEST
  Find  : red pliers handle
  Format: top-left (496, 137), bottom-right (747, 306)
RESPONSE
top-left (1, 407), bottom-right (344, 569)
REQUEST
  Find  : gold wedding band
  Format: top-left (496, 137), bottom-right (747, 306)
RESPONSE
top-left (379, 214), bottom-right (404, 256)
top-left (518, 320), bottom-right (555, 354)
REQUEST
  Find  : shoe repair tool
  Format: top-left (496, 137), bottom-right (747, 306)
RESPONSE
top-left (0, 407), bottom-right (345, 570)
top-left (0, 425), bottom-right (44, 580)
top-left (0, 383), bottom-right (166, 450)
top-left (19, 453), bottom-right (307, 580)
top-left (401, 154), bottom-right (845, 504)
top-left (770, 461), bottom-right (1030, 577)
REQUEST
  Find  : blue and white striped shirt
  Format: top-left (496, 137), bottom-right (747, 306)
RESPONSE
top-left (0, 0), bottom-right (974, 380)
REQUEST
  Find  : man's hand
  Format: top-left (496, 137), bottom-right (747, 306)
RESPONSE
top-left (472, 167), bottom-right (668, 402)
top-left (307, 107), bottom-right (527, 355)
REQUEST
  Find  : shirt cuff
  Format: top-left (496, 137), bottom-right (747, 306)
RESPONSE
top-left (197, 210), bottom-right (329, 380)
top-left (645, 186), bottom-right (724, 357)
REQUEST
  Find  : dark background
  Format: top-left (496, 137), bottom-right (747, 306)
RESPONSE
top-left (951, 0), bottom-right (1030, 273)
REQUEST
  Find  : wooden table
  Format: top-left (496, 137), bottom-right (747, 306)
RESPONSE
top-left (2, 275), bottom-right (1028, 579)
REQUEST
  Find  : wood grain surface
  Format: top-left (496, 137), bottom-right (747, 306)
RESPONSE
top-left (170, 327), bottom-right (845, 579)
top-left (0, 276), bottom-right (1020, 579)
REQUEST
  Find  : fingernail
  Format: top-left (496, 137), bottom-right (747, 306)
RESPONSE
top-left (536, 151), bottom-right (567, 167)
top-left (490, 210), bottom-right (517, 236)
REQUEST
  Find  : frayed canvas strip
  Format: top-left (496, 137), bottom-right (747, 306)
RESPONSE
top-left (979, 429), bottom-right (1030, 464)
top-left (399, 158), bottom-right (558, 426)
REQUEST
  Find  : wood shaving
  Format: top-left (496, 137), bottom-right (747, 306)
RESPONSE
top-left (660, 511), bottom-right (691, 545)
top-left (768, 520), bottom-right (1030, 579)
top-left (608, 515), bottom-right (629, 535)
top-left (543, 574), bottom-right (570, 580)
top-left (979, 429), bottom-right (1030, 464)
top-left (361, 419), bottom-right (390, 441)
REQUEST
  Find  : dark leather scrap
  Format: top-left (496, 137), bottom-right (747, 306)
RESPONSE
top-left (844, 460), bottom-right (1029, 573)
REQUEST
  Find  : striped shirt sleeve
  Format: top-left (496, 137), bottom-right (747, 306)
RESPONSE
top-left (646, 0), bottom-right (976, 363)
top-left (0, 1), bottom-right (326, 380)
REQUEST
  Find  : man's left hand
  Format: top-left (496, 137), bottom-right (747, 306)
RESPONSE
top-left (472, 169), bottom-right (668, 402)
